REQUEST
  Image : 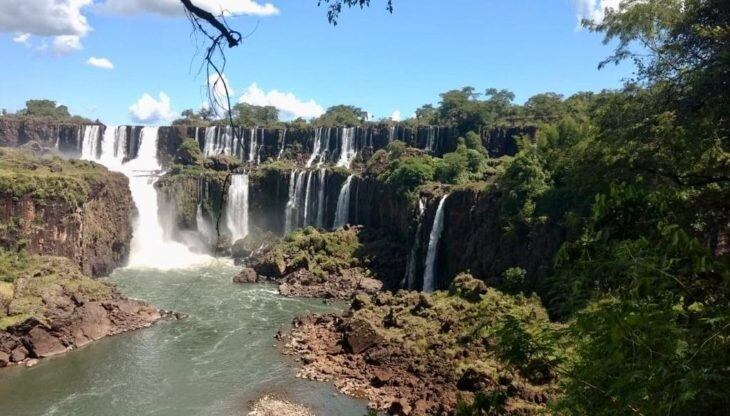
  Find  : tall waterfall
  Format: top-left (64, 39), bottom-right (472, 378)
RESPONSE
top-left (80, 125), bottom-right (101, 160)
top-left (336, 127), bottom-right (357, 168)
top-left (226, 173), bottom-right (250, 242)
top-left (333, 175), bottom-right (354, 229)
top-left (284, 170), bottom-right (298, 234)
top-left (422, 195), bottom-right (448, 292)
top-left (284, 170), bottom-right (308, 234)
top-left (81, 125), bottom-right (207, 269)
top-left (316, 168), bottom-right (326, 228)
top-left (303, 170), bottom-right (315, 227)
top-left (404, 198), bottom-right (426, 289)
top-left (306, 128), bottom-right (323, 167)
top-left (277, 129), bottom-right (287, 159)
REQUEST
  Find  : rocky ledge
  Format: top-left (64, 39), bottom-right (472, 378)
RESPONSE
top-left (247, 395), bottom-right (313, 416)
top-left (0, 255), bottom-right (173, 368)
top-left (282, 274), bottom-right (558, 415)
top-left (235, 227), bottom-right (405, 300)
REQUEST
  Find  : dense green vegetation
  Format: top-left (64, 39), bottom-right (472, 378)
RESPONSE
top-left (0, 148), bottom-right (118, 207)
top-left (0, 99), bottom-right (93, 123)
top-left (463, 1), bottom-right (728, 415)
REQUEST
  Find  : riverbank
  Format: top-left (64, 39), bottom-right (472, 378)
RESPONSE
top-left (282, 275), bottom-right (558, 415)
top-left (0, 255), bottom-right (169, 367)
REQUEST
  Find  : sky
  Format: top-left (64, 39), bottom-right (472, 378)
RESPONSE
top-left (0, 0), bottom-right (631, 125)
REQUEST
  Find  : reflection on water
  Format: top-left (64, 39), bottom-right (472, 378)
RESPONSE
top-left (0, 260), bottom-right (366, 416)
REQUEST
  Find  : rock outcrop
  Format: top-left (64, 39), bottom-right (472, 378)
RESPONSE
top-left (283, 276), bottom-right (558, 415)
top-left (0, 256), bottom-right (168, 367)
top-left (0, 148), bottom-right (134, 277)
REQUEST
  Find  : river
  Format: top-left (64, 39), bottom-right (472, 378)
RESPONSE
top-left (0, 260), bottom-right (366, 416)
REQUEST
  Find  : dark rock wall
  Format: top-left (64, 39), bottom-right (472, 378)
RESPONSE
top-left (0, 174), bottom-right (135, 277)
top-left (0, 121), bottom-right (534, 163)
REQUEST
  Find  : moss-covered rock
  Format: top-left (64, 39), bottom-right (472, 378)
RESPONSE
top-left (0, 148), bottom-right (134, 277)
top-left (286, 277), bottom-right (559, 415)
top-left (174, 138), bottom-right (204, 166)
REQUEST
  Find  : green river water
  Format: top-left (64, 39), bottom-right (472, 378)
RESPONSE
top-left (0, 260), bottom-right (366, 416)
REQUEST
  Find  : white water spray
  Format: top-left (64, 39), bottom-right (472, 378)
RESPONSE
top-left (336, 128), bottom-right (357, 168)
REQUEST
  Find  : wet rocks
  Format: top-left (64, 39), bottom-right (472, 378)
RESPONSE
top-left (247, 395), bottom-right (313, 416)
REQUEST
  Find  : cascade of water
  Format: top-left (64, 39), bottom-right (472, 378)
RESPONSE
top-left (248, 128), bottom-right (257, 163)
top-left (256, 128), bottom-right (264, 163)
top-left (303, 170), bottom-right (315, 227)
top-left (388, 125), bottom-right (396, 143)
top-left (277, 129), bottom-right (287, 160)
top-left (80, 125), bottom-right (101, 160)
top-left (226, 173), bottom-right (250, 242)
top-left (404, 198), bottom-right (426, 289)
top-left (284, 170), bottom-right (298, 234)
top-left (336, 127), bottom-right (357, 168)
top-left (333, 175), bottom-right (354, 229)
top-left (306, 128), bottom-right (322, 167)
top-left (203, 126), bottom-right (217, 156)
top-left (316, 168), bottom-right (326, 228)
top-left (80, 125), bottom-right (207, 269)
top-left (196, 203), bottom-right (215, 248)
top-left (422, 195), bottom-right (448, 292)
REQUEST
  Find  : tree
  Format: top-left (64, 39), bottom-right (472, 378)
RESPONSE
top-left (415, 104), bottom-right (438, 125)
top-left (315, 105), bottom-right (368, 126)
top-left (233, 103), bottom-right (279, 126)
top-left (17, 100), bottom-right (71, 119)
top-left (523, 93), bottom-right (564, 121)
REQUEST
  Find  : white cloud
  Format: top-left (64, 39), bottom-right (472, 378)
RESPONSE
top-left (86, 56), bottom-right (114, 69)
top-left (99, 0), bottom-right (279, 17)
top-left (12, 33), bottom-right (30, 44)
top-left (52, 34), bottom-right (82, 54)
top-left (0, 0), bottom-right (92, 53)
top-left (239, 83), bottom-right (324, 120)
top-left (573, 0), bottom-right (621, 25)
top-left (129, 92), bottom-right (177, 124)
top-left (389, 109), bottom-right (402, 122)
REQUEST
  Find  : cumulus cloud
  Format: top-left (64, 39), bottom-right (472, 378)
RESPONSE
top-left (52, 34), bottom-right (82, 54)
top-left (573, 0), bottom-right (621, 25)
top-left (389, 109), bottom-right (402, 122)
top-left (239, 83), bottom-right (324, 120)
top-left (99, 0), bottom-right (279, 17)
top-left (129, 92), bottom-right (177, 124)
top-left (86, 56), bottom-right (114, 69)
top-left (0, 0), bottom-right (92, 52)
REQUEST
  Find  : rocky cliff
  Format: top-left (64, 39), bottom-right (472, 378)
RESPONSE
top-left (0, 148), bottom-right (134, 277)
top-left (0, 255), bottom-right (167, 367)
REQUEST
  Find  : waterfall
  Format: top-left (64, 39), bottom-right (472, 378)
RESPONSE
top-left (277, 129), bottom-right (287, 160)
top-left (196, 203), bottom-right (215, 248)
top-left (303, 170), bottom-right (314, 227)
top-left (333, 175), bottom-right (354, 229)
top-left (422, 195), bottom-right (448, 292)
top-left (226, 173), bottom-right (250, 242)
top-left (284, 170), bottom-right (308, 234)
top-left (96, 126), bottom-right (127, 169)
top-left (306, 128), bottom-right (322, 167)
top-left (404, 198), bottom-right (426, 289)
top-left (284, 170), bottom-right (298, 234)
top-left (388, 125), bottom-right (396, 143)
top-left (81, 125), bottom-right (207, 269)
top-left (203, 126), bottom-right (216, 156)
top-left (248, 128), bottom-right (257, 163)
top-left (203, 126), bottom-right (242, 158)
top-left (316, 168), bottom-right (326, 228)
top-left (80, 125), bottom-right (101, 160)
top-left (336, 127), bottom-right (357, 168)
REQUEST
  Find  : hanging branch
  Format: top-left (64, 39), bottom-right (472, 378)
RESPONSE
top-left (180, 0), bottom-right (247, 239)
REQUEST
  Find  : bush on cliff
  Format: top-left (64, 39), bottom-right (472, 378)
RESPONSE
top-left (174, 138), bottom-right (205, 166)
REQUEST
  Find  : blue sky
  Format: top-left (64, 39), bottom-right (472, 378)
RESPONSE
top-left (0, 0), bottom-right (632, 125)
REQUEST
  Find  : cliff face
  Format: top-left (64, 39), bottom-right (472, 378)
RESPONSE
top-left (0, 149), bottom-right (134, 277)
top-left (0, 118), bottom-right (86, 153)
